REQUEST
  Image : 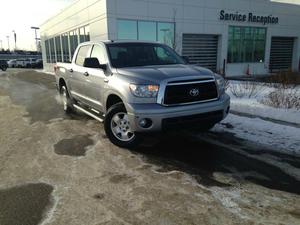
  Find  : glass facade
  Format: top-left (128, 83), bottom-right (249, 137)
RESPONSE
top-left (228, 26), bottom-right (266, 63)
top-left (49, 38), bottom-right (56, 63)
top-left (117, 19), bottom-right (175, 48)
top-left (55, 36), bottom-right (62, 62)
top-left (45, 40), bottom-right (50, 63)
top-left (138, 21), bottom-right (157, 41)
top-left (117, 20), bottom-right (137, 40)
top-left (44, 25), bottom-right (90, 64)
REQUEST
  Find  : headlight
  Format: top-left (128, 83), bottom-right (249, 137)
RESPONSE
top-left (129, 84), bottom-right (159, 98)
top-left (214, 74), bottom-right (225, 95)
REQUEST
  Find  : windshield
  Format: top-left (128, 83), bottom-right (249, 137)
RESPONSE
top-left (106, 43), bottom-right (185, 68)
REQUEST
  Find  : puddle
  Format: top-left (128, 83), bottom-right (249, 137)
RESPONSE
top-left (0, 183), bottom-right (54, 225)
top-left (54, 135), bottom-right (94, 157)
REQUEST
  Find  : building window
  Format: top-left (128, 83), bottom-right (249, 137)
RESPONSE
top-left (49, 38), bottom-right (56, 63)
top-left (157, 22), bottom-right (175, 48)
top-left (69, 29), bottom-right (79, 58)
top-left (117, 19), bottom-right (175, 48)
top-left (45, 40), bottom-right (51, 63)
top-left (85, 26), bottom-right (90, 41)
top-left (79, 25), bottom-right (90, 43)
top-left (117, 20), bottom-right (138, 40)
top-left (62, 33), bottom-right (70, 62)
top-left (138, 21), bottom-right (156, 41)
top-left (228, 26), bottom-right (266, 63)
top-left (55, 36), bottom-right (62, 62)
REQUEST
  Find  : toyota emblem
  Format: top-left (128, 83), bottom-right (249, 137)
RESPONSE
top-left (189, 88), bottom-right (200, 97)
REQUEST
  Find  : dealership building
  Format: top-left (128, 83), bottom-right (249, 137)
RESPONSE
top-left (40, 0), bottom-right (300, 76)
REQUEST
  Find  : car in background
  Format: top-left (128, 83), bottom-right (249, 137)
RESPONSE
top-left (7, 59), bottom-right (17, 68)
top-left (16, 59), bottom-right (26, 68)
top-left (0, 60), bottom-right (8, 71)
top-left (24, 58), bottom-right (38, 68)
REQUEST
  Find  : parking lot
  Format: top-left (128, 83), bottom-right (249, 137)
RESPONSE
top-left (0, 69), bottom-right (300, 225)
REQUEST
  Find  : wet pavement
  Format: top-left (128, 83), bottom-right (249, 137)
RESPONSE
top-left (0, 69), bottom-right (299, 225)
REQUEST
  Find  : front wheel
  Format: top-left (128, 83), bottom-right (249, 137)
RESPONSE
top-left (104, 103), bottom-right (141, 148)
top-left (1, 66), bottom-right (7, 71)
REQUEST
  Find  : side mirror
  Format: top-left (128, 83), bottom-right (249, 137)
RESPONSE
top-left (182, 56), bottom-right (190, 64)
top-left (83, 57), bottom-right (107, 70)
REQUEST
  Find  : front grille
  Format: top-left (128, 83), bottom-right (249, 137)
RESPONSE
top-left (162, 110), bottom-right (223, 130)
top-left (163, 81), bottom-right (218, 105)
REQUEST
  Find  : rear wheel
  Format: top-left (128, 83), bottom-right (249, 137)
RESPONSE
top-left (104, 103), bottom-right (141, 148)
top-left (60, 86), bottom-right (73, 114)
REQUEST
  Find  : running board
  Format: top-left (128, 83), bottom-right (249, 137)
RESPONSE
top-left (73, 104), bottom-right (104, 122)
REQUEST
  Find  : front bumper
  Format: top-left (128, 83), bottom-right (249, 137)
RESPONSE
top-left (126, 94), bottom-right (230, 132)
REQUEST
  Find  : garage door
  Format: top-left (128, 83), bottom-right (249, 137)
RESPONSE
top-left (182, 34), bottom-right (218, 71)
top-left (270, 37), bottom-right (294, 71)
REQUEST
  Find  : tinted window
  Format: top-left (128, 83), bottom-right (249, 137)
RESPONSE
top-left (117, 20), bottom-right (137, 40)
top-left (75, 45), bottom-right (90, 66)
top-left (90, 45), bottom-right (107, 64)
top-left (107, 43), bottom-right (184, 68)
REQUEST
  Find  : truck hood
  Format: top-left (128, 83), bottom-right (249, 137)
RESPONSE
top-left (116, 64), bottom-right (215, 84)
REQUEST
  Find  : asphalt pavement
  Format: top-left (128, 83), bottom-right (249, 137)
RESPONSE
top-left (0, 69), bottom-right (299, 225)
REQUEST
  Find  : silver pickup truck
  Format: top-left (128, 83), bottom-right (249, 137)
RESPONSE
top-left (55, 41), bottom-right (230, 148)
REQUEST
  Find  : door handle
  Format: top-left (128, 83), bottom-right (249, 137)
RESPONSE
top-left (104, 78), bottom-right (109, 83)
top-left (83, 72), bottom-right (89, 77)
top-left (69, 69), bottom-right (73, 73)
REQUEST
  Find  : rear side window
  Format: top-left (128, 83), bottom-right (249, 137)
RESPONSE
top-left (75, 45), bottom-right (91, 66)
top-left (90, 45), bottom-right (107, 64)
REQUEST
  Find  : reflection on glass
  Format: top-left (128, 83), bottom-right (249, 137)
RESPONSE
top-left (158, 22), bottom-right (175, 48)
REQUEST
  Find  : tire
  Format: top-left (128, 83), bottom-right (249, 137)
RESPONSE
top-left (104, 103), bottom-right (141, 148)
top-left (2, 66), bottom-right (7, 71)
top-left (60, 85), bottom-right (74, 114)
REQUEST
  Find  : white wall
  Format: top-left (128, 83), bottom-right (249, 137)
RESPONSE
top-left (107, 0), bottom-right (300, 76)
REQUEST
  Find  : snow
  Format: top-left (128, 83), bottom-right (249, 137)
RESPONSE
top-left (213, 114), bottom-right (300, 155)
top-left (227, 81), bottom-right (300, 125)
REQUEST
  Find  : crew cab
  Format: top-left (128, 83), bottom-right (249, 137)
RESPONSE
top-left (55, 41), bottom-right (230, 148)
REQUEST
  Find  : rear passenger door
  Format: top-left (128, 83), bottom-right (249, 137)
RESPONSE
top-left (82, 44), bottom-right (108, 112)
top-left (68, 44), bottom-right (92, 105)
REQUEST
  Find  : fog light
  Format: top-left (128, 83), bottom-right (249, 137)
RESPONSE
top-left (139, 118), bottom-right (152, 128)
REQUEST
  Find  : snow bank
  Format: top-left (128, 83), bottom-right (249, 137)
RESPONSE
top-left (227, 81), bottom-right (300, 125)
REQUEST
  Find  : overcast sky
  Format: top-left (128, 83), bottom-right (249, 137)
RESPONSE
top-left (0, 0), bottom-right (74, 51)
top-left (0, 0), bottom-right (299, 51)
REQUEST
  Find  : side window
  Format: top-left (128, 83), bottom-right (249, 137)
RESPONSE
top-left (90, 45), bottom-right (107, 64)
top-left (75, 45), bottom-right (90, 66)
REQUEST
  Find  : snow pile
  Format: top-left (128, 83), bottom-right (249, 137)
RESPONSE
top-left (227, 81), bottom-right (300, 125)
top-left (214, 114), bottom-right (300, 155)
